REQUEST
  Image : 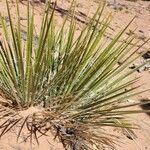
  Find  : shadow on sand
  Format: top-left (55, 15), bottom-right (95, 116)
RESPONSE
top-left (140, 99), bottom-right (150, 116)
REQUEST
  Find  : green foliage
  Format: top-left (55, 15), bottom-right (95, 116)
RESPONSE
top-left (0, 0), bottom-right (150, 149)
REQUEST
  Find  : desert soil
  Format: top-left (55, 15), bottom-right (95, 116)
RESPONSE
top-left (0, 0), bottom-right (150, 150)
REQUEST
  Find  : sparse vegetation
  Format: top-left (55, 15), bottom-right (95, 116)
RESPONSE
top-left (0, 0), bottom-right (150, 150)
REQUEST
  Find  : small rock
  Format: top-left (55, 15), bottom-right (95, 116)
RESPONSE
top-left (142, 51), bottom-right (150, 59)
top-left (139, 30), bottom-right (144, 33)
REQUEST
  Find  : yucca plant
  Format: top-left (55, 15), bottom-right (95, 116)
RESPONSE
top-left (0, 0), bottom-right (150, 149)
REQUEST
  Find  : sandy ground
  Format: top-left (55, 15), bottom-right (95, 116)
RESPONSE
top-left (0, 0), bottom-right (150, 149)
